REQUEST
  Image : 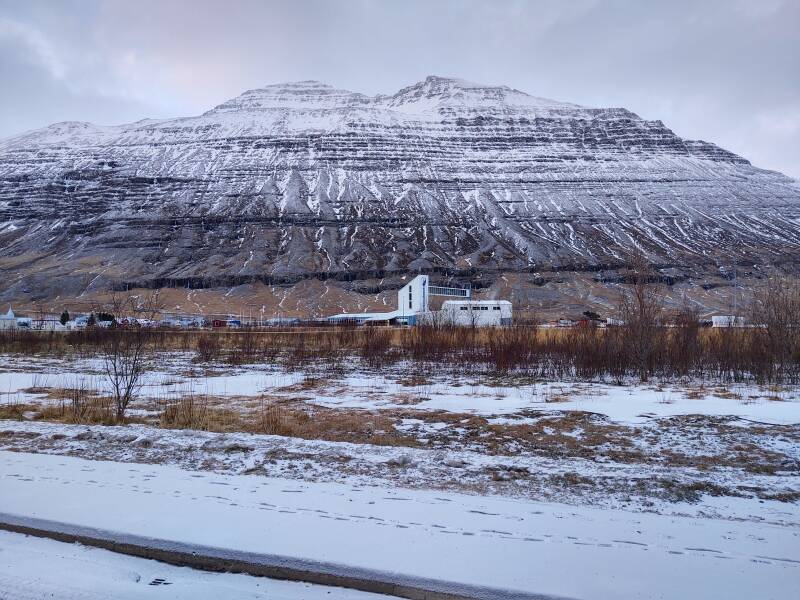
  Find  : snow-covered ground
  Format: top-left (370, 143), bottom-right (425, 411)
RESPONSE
top-left (1, 351), bottom-right (798, 598)
top-left (307, 375), bottom-right (800, 424)
top-left (0, 419), bottom-right (797, 521)
top-left (2, 353), bottom-right (798, 424)
top-left (0, 529), bottom-right (391, 600)
top-left (0, 355), bottom-right (301, 404)
top-left (1, 451), bottom-right (798, 600)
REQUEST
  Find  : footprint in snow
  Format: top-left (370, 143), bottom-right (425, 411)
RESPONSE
top-left (613, 540), bottom-right (648, 547)
top-left (481, 529), bottom-right (513, 535)
top-left (755, 555), bottom-right (800, 564)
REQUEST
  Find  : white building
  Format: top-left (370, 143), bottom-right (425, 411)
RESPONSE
top-left (327, 275), bottom-right (510, 327)
top-left (328, 275), bottom-right (434, 325)
top-left (0, 306), bottom-right (16, 330)
top-left (712, 315), bottom-right (746, 328)
top-left (31, 319), bottom-right (66, 331)
top-left (437, 300), bottom-right (513, 327)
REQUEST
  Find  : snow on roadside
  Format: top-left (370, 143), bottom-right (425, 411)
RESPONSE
top-left (1, 451), bottom-right (798, 600)
top-left (0, 529), bottom-right (390, 600)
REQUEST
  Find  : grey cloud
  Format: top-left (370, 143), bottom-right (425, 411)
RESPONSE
top-left (0, 0), bottom-right (798, 177)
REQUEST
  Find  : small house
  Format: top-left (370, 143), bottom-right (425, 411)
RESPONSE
top-left (0, 306), bottom-right (16, 330)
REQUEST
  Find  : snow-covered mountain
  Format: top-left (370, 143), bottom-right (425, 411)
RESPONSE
top-left (0, 76), bottom-right (798, 304)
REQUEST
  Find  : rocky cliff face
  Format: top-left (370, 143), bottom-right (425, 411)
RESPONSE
top-left (0, 76), bottom-right (798, 305)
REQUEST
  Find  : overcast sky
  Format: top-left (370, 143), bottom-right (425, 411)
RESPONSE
top-left (1, 0), bottom-right (798, 177)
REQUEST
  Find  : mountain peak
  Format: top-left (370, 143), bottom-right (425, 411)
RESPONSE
top-left (416, 74), bottom-right (491, 90)
top-left (204, 76), bottom-right (585, 117)
top-left (391, 75), bottom-right (512, 101)
top-left (261, 80), bottom-right (335, 90)
top-left (206, 80), bottom-right (367, 115)
top-left (384, 75), bottom-right (585, 113)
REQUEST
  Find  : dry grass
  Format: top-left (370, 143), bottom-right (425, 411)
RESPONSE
top-left (0, 401), bottom-right (30, 420)
top-left (250, 402), bottom-right (418, 447)
top-left (275, 376), bottom-right (326, 393)
top-left (35, 397), bottom-right (117, 425)
top-left (157, 394), bottom-right (244, 432)
top-left (712, 387), bottom-right (742, 400)
top-left (7, 381), bottom-right (798, 478)
top-left (0, 380), bottom-right (125, 425)
top-left (395, 375), bottom-right (432, 387)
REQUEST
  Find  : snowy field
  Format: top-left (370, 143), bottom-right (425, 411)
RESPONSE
top-left (1, 451), bottom-right (798, 600)
top-left (2, 352), bottom-right (799, 424)
top-left (1, 351), bottom-right (798, 598)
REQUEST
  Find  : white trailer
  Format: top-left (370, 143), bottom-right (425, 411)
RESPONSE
top-left (712, 315), bottom-right (745, 328)
top-left (438, 300), bottom-right (513, 327)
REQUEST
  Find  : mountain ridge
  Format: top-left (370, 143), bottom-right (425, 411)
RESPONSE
top-left (0, 76), bottom-right (797, 312)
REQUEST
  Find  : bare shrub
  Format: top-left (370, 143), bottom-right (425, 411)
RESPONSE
top-left (103, 331), bottom-right (148, 421)
top-left (487, 326), bottom-right (538, 373)
top-left (670, 302), bottom-right (701, 377)
top-left (359, 327), bottom-right (397, 368)
top-left (618, 254), bottom-right (664, 381)
top-left (100, 291), bottom-right (161, 421)
top-left (195, 334), bottom-right (222, 362)
top-left (228, 332), bottom-right (259, 365)
top-left (750, 276), bottom-right (800, 382)
top-left (0, 329), bottom-right (64, 356)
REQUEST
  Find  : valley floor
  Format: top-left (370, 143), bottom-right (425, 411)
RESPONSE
top-left (1, 351), bottom-right (798, 598)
